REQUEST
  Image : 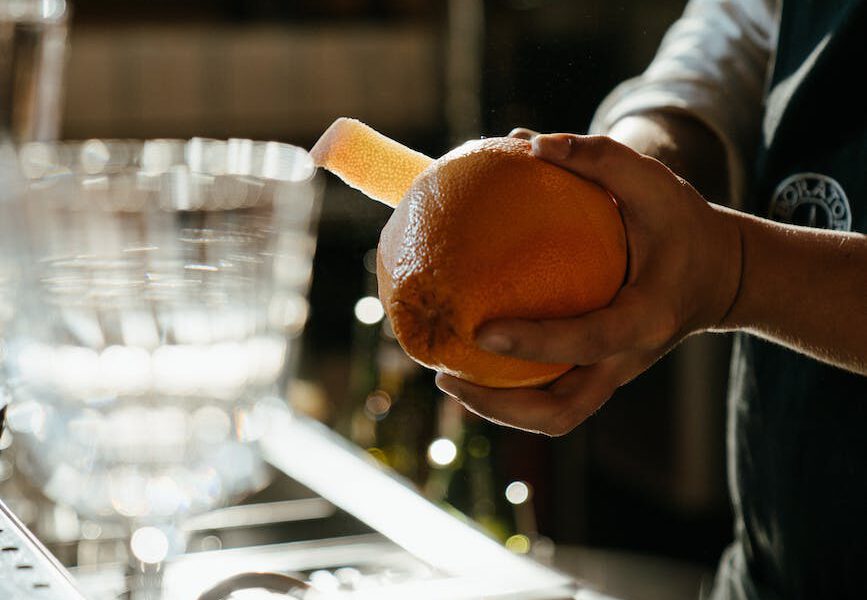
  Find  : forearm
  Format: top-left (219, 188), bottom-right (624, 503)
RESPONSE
top-left (716, 207), bottom-right (867, 374)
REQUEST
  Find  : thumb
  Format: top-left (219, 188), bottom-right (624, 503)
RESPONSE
top-left (532, 133), bottom-right (671, 205)
top-left (477, 289), bottom-right (677, 366)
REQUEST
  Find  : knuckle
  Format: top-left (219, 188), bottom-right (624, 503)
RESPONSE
top-left (511, 320), bottom-right (546, 358)
top-left (586, 134), bottom-right (637, 160)
top-left (574, 327), bottom-right (608, 364)
top-left (639, 152), bottom-right (668, 172)
top-left (542, 423), bottom-right (572, 438)
top-left (644, 307), bottom-right (681, 348)
top-left (536, 320), bottom-right (586, 364)
top-left (541, 375), bottom-right (620, 436)
top-left (639, 154), bottom-right (679, 185)
top-left (577, 136), bottom-right (612, 165)
top-left (507, 334), bottom-right (535, 359)
top-left (544, 409), bottom-right (582, 437)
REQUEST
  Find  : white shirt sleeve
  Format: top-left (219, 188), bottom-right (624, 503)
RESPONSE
top-left (589, 0), bottom-right (779, 205)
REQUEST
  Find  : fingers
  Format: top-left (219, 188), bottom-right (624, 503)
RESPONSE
top-left (531, 133), bottom-right (670, 205)
top-left (476, 290), bottom-right (678, 366)
top-left (435, 366), bottom-right (616, 436)
top-left (508, 127), bottom-right (540, 140)
top-left (436, 345), bottom-right (671, 436)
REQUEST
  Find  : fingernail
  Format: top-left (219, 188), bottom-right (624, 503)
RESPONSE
top-left (477, 332), bottom-right (513, 353)
top-left (508, 127), bottom-right (536, 140)
top-left (532, 135), bottom-right (571, 160)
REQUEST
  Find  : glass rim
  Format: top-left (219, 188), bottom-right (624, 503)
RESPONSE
top-left (0, 0), bottom-right (68, 23)
top-left (16, 137), bottom-right (318, 184)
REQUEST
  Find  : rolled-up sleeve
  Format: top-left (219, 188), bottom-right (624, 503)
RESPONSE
top-left (590, 0), bottom-right (778, 204)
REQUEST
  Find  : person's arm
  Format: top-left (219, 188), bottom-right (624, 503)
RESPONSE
top-left (717, 210), bottom-right (867, 371)
top-left (605, 113), bottom-right (729, 205)
top-left (512, 112), bottom-right (729, 204)
top-left (590, 0), bottom-right (777, 207)
top-left (435, 134), bottom-right (867, 437)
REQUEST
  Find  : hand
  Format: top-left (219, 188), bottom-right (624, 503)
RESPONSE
top-left (511, 114), bottom-right (731, 204)
top-left (606, 113), bottom-right (730, 205)
top-left (435, 132), bottom-right (742, 436)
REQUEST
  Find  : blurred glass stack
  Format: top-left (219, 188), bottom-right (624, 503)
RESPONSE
top-left (1, 138), bottom-right (321, 598)
top-left (0, 0), bottom-right (69, 534)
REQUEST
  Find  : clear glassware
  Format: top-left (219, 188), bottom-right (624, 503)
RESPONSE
top-left (0, 0), bottom-right (69, 142)
top-left (0, 139), bottom-right (22, 439)
top-left (3, 138), bottom-right (321, 598)
top-left (0, 0), bottom-right (68, 527)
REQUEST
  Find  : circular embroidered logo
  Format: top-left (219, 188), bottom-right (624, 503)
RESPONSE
top-left (769, 173), bottom-right (851, 231)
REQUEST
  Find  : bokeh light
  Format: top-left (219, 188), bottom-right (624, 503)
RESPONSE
top-left (505, 481), bottom-right (531, 505)
top-left (427, 438), bottom-right (458, 467)
top-left (309, 569), bottom-right (340, 592)
top-left (505, 534), bottom-right (531, 554)
top-left (364, 390), bottom-right (392, 420)
top-left (354, 296), bottom-right (385, 325)
top-left (130, 526), bottom-right (169, 564)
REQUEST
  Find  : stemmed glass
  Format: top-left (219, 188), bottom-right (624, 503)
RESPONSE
top-left (3, 138), bottom-right (320, 598)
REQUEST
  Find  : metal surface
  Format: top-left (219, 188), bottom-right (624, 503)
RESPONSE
top-left (1, 397), bottom-right (583, 599)
top-left (0, 498), bottom-right (86, 600)
top-left (260, 411), bottom-right (579, 599)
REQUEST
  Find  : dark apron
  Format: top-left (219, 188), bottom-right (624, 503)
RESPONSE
top-left (713, 1), bottom-right (867, 599)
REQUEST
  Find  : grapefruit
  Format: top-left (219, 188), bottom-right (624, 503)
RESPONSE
top-left (311, 118), bottom-right (627, 388)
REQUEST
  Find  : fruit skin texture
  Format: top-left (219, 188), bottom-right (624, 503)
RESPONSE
top-left (310, 117), bottom-right (433, 208)
top-left (377, 137), bottom-right (627, 388)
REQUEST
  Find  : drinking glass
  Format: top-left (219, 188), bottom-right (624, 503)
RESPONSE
top-left (0, 0), bottom-right (68, 142)
top-left (0, 139), bottom-right (22, 439)
top-left (3, 138), bottom-right (320, 598)
top-left (0, 0), bottom-right (68, 513)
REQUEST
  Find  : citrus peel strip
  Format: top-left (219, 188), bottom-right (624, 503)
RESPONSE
top-left (310, 117), bottom-right (434, 208)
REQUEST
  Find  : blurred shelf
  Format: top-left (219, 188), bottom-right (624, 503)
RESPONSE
top-left (63, 23), bottom-right (442, 143)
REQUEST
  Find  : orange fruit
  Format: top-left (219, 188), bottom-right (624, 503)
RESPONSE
top-left (312, 118), bottom-right (627, 388)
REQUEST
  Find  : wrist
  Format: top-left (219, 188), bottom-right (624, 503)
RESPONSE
top-left (703, 204), bottom-right (744, 332)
